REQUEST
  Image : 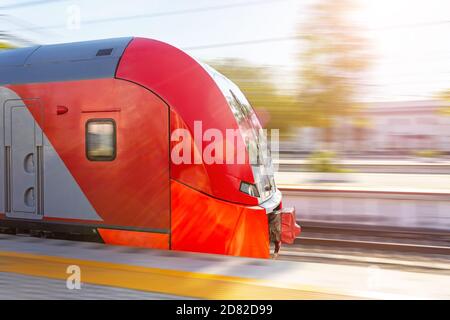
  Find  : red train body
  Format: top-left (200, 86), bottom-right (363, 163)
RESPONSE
top-left (0, 37), bottom-right (287, 258)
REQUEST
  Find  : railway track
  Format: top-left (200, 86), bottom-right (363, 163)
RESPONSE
top-left (293, 222), bottom-right (450, 253)
top-left (278, 223), bottom-right (450, 271)
top-left (295, 221), bottom-right (450, 241)
top-left (293, 235), bottom-right (450, 255)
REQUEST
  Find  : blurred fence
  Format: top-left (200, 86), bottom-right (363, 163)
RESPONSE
top-left (281, 187), bottom-right (450, 232)
top-left (276, 159), bottom-right (450, 174)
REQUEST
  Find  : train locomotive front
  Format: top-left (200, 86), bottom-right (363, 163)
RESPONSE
top-left (0, 37), bottom-right (292, 259)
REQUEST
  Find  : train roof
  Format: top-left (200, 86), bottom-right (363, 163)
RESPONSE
top-left (0, 37), bottom-right (133, 85)
top-left (2, 37), bottom-right (257, 201)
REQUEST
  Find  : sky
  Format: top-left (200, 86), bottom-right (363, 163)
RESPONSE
top-left (0, 0), bottom-right (449, 102)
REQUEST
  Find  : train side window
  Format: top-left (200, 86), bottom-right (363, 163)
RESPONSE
top-left (86, 119), bottom-right (116, 161)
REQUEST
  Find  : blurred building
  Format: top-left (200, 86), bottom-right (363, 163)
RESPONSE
top-left (363, 100), bottom-right (450, 154)
top-left (284, 100), bottom-right (450, 156)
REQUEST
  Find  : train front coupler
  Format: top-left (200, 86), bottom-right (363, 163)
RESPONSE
top-left (268, 207), bottom-right (301, 258)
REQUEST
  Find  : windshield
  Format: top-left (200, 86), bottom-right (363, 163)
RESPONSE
top-left (201, 63), bottom-right (276, 202)
top-left (201, 63), bottom-right (264, 165)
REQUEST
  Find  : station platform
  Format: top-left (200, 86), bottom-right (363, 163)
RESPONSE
top-left (275, 171), bottom-right (450, 194)
top-left (1, 234), bottom-right (449, 299)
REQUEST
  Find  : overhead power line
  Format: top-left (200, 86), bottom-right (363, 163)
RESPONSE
top-left (0, 14), bottom-right (62, 37)
top-left (3, 1), bottom-right (449, 52)
top-left (183, 35), bottom-right (302, 50)
top-left (8, 0), bottom-right (288, 32)
top-left (0, 0), bottom-right (66, 10)
top-left (0, 31), bottom-right (36, 46)
top-left (183, 21), bottom-right (450, 51)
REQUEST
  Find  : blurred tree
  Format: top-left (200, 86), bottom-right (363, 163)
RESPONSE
top-left (297, 0), bottom-right (371, 147)
top-left (437, 89), bottom-right (450, 116)
top-left (210, 58), bottom-right (299, 138)
top-left (439, 89), bottom-right (450, 100)
top-left (0, 41), bottom-right (15, 50)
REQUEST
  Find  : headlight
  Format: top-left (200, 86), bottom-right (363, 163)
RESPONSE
top-left (240, 181), bottom-right (260, 197)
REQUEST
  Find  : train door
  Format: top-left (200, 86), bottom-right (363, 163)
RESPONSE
top-left (4, 99), bottom-right (43, 220)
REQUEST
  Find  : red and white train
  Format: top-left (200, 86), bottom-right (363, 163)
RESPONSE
top-left (0, 37), bottom-right (299, 259)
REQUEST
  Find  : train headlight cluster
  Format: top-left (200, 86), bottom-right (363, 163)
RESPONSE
top-left (240, 181), bottom-right (260, 198)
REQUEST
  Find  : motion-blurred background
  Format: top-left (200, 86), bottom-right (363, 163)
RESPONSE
top-left (1, 0), bottom-right (449, 153)
top-left (1, 0), bottom-right (449, 231)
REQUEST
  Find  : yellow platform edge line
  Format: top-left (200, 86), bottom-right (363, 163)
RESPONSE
top-left (0, 250), bottom-right (363, 300)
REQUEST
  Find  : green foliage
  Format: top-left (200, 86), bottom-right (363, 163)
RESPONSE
top-left (0, 42), bottom-right (15, 50)
top-left (437, 89), bottom-right (450, 115)
top-left (209, 59), bottom-right (299, 138)
top-left (297, 0), bottom-right (370, 130)
top-left (208, 0), bottom-right (371, 142)
top-left (307, 150), bottom-right (351, 173)
top-left (413, 150), bottom-right (442, 158)
top-left (439, 89), bottom-right (450, 101)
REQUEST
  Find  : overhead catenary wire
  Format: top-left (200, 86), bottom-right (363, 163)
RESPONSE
top-left (0, 31), bottom-right (36, 45)
top-left (4, 0), bottom-right (449, 37)
top-left (5, 0), bottom-right (290, 33)
top-left (0, 0), bottom-right (67, 10)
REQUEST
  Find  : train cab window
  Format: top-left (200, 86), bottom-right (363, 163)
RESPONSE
top-left (86, 119), bottom-right (116, 161)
